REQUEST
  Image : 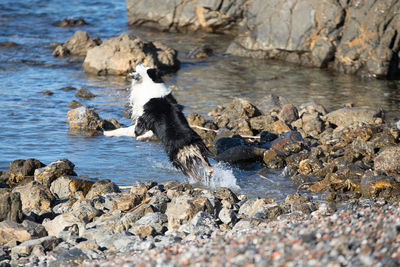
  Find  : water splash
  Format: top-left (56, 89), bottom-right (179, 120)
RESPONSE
top-left (208, 162), bottom-right (240, 190)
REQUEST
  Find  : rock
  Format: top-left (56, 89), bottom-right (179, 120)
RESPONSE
top-left (54, 18), bottom-right (88, 27)
top-left (11, 236), bottom-right (61, 257)
top-left (74, 88), bottom-right (95, 99)
top-left (213, 136), bottom-right (246, 155)
top-left (135, 212), bottom-right (168, 235)
top-left (278, 104), bottom-right (299, 124)
top-left (187, 45), bottom-right (213, 58)
top-left (0, 220), bottom-right (46, 244)
top-left (42, 214), bottom-right (85, 237)
top-left (238, 198), bottom-right (275, 218)
top-left (214, 146), bottom-right (265, 164)
top-left (263, 149), bottom-right (285, 169)
top-left (132, 225), bottom-right (155, 239)
top-left (165, 195), bottom-right (213, 230)
top-left (111, 193), bottom-right (143, 212)
top-left (301, 112), bottom-right (324, 136)
top-left (69, 100), bottom-right (82, 108)
top-left (67, 107), bottom-right (106, 134)
top-left (218, 208), bottom-right (237, 225)
top-left (85, 180), bottom-right (120, 199)
top-left (0, 189), bottom-right (23, 222)
top-left (70, 200), bottom-right (101, 223)
top-left (126, 0), bottom-right (246, 33)
top-left (213, 187), bottom-right (239, 203)
top-left (255, 94), bottom-right (289, 115)
top-left (48, 248), bottom-right (89, 267)
top-left (83, 33), bottom-right (180, 76)
top-left (178, 211), bottom-right (218, 236)
top-left (50, 176), bottom-right (94, 199)
top-left (187, 113), bottom-right (206, 127)
top-left (249, 115), bottom-right (276, 132)
top-left (0, 41), bottom-right (18, 47)
top-left (34, 159), bottom-right (76, 187)
top-left (360, 171), bottom-right (400, 199)
top-left (270, 131), bottom-right (305, 156)
top-left (323, 107), bottom-right (384, 127)
top-left (12, 181), bottom-right (54, 210)
top-left (7, 159), bottom-right (45, 185)
top-left (374, 145), bottom-right (400, 174)
top-left (53, 30), bottom-right (100, 57)
top-left (215, 98), bottom-right (261, 129)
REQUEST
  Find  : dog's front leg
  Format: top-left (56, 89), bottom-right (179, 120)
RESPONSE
top-left (103, 125), bottom-right (137, 137)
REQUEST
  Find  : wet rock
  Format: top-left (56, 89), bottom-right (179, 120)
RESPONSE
top-left (126, 0), bottom-right (246, 33)
top-left (12, 181), bottom-right (54, 210)
top-left (301, 112), bottom-right (324, 137)
top-left (85, 179), bottom-right (120, 199)
top-left (179, 211), bottom-right (218, 236)
top-left (213, 136), bottom-right (246, 155)
top-left (7, 159), bottom-right (45, 185)
top-left (260, 131), bottom-right (278, 143)
top-left (213, 187), bottom-right (239, 203)
top-left (83, 33), bottom-right (180, 76)
top-left (214, 146), bottom-right (265, 164)
top-left (50, 176), bottom-right (94, 199)
top-left (249, 115), bottom-right (276, 133)
top-left (270, 131), bottom-right (305, 156)
top-left (263, 149), bottom-right (285, 169)
top-left (187, 113), bottom-right (206, 127)
top-left (278, 104), bottom-right (299, 124)
top-left (0, 41), bottom-right (18, 47)
top-left (187, 45), bottom-right (213, 59)
top-left (67, 107), bottom-right (106, 134)
top-left (11, 236), bottom-right (61, 257)
top-left (323, 107), bottom-right (383, 127)
top-left (374, 145), bottom-right (400, 175)
top-left (34, 159), bottom-right (76, 187)
top-left (40, 90), bottom-right (54, 96)
top-left (74, 87), bottom-right (95, 99)
top-left (165, 195), bottom-right (213, 230)
top-left (54, 18), bottom-right (88, 27)
top-left (69, 100), bottom-right (82, 108)
top-left (0, 190), bottom-right (23, 222)
top-left (53, 30), bottom-right (100, 57)
top-left (102, 118), bottom-right (121, 131)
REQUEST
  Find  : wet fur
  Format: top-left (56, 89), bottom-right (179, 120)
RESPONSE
top-left (104, 64), bottom-right (213, 181)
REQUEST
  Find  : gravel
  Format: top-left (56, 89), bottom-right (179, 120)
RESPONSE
top-left (82, 199), bottom-right (400, 267)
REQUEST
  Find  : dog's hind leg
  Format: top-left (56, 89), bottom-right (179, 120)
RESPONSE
top-left (136, 130), bottom-right (154, 141)
top-left (103, 125), bottom-right (137, 137)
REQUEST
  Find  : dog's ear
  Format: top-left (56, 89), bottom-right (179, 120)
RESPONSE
top-left (146, 68), bottom-right (164, 83)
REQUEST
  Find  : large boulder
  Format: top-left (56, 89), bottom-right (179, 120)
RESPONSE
top-left (126, 0), bottom-right (246, 33)
top-left (34, 159), bottom-right (77, 187)
top-left (374, 145), bottom-right (400, 175)
top-left (67, 107), bottom-right (118, 134)
top-left (12, 181), bottom-right (55, 210)
top-left (53, 30), bottom-right (101, 57)
top-left (7, 158), bottom-right (45, 185)
top-left (323, 107), bottom-right (383, 127)
top-left (82, 33), bottom-right (180, 75)
top-left (0, 189), bottom-right (23, 222)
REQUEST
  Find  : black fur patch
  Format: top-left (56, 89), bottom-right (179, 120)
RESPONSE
top-left (134, 93), bottom-right (211, 176)
top-left (146, 68), bottom-right (164, 83)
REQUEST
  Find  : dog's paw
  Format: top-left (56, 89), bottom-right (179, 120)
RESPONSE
top-left (103, 130), bottom-right (113, 137)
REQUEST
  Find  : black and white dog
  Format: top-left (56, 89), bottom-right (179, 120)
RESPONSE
top-left (104, 64), bottom-right (213, 182)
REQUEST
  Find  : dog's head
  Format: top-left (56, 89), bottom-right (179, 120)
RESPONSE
top-left (130, 64), bottom-right (164, 85)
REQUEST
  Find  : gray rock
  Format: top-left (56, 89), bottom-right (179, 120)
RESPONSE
top-left (0, 220), bottom-right (46, 244)
top-left (53, 30), bottom-right (100, 57)
top-left (323, 107), bottom-right (383, 127)
top-left (66, 107), bottom-right (105, 134)
top-left (70, 200), bottom-right (101, 223)
top-left (11, 236), bottom-right (61, 257)
top-left (48, 248), bottom-right (89, 267)
top-left (83, 33), bottom-right (180, 76)
top-left (75, 87), bottom-right (95, 99)
top-left (278, 104), bottom-right (299, 124)
top-left (374, 145), bottom-right (400, 174)
top-left (218, 208), bottom-right (237, 225)
top-left (0, 190), bottom-right (22, 222)
top-left (12, 181), bottom-right (54, 210)
top-left (126, 0), bottom-right (246, 33)
top-left (85, 179), bottom-right (120, 199)
top-left (135, 212), bottom-right (168, 234)
top-left (178, 211), bottom-right (218, 236)
top-left (34, 159), bottom-right (76, 187)
top-left (42, 213), bottom-right (85, 237)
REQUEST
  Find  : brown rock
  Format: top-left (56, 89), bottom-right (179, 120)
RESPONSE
top-left (112, 193), bottom-right (143, 212)
top-left (34, 159), bottom-right (76, 187)
top-left (323, 107), bottom-right (384, 127)
top-left (85, 179), bottom-right (120, 199)
top-left (12, 181), bottom-right (54, 210)
top-left (53, 30), bottom-right (100, 57)
top-left (132, 225), bottom-right (155, 238)
top-left (7, 158), bottom-right (45, 185)
top-left (278, 104), bottom-right (299, 124)
top-left (0, 189), bottom-right (23, 222)
top-left (374, 145), bottom-right (400, 174)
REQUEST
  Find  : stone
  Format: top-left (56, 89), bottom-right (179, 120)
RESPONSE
top-left (54, 18), bottom-right (88, 27)
top-left (47, 248), bottom-right (89, 267)
top-left (135, 212), bottom-right (168, 234)
top-left (12, 181), bottom-right (54, 210)
top-left (67, 107), bottom-right (105, 134)
top-left (34, 159), bottom-right (76, 187)
top-left (11, 236), bottom-right (61, 257)
top-left (278, 104), bottom-right (299, 124)
top-left (249, 115), bottom-right (276, 132)
top-left (374, 145), bottom-right (400, 174)
top-left (263, 149), bottom-right (285, 169)
top-left (360, 171), bottom-right (400, 199)
top-left (218, 208), bottom-right (237, 225)
top-left (323, 107), bottom-right (384, 127)
top-left (69, 100), bottom-right (82, 108)
top-left (42, 214), bottom-right (85, 237)
top-left (238, 198), bottom-right (275, 218)
top-left (83, 33), bottom-right (180, 76)
top-left (70, 200), bottom-right (101, 223)
top-left (215, 98), bottom-right (261, 127)
top-left (187, 45), bottom-right (213, 58)
top-left (53, 30), bottom-right (100, 57)
top-left (0, 189), bottom-right (23, 222)
top-left (213, 187), bottom-right (239, 203)
top-left (112, 193), bottom-right (143, 212)
top-left (85, 180), bottom-right (120, 199)
top-left (7, 159), bottom-right (45, 184)
top-left (165, 195), bottom-right (213, 230)
top-left (214, 146), bottom-right (265, 164)
top-left (50, 176), bottom-right (94, 199)
top-left (270, 131), bottom-right (305, 156)
top-left (0, 220), bottom-right (46, 244)
top-left (178, 211), bottom-right (218, 235)
top-left (132, 225), bottom-right (155, 239)
top-left (255, 94), bottom-right (289, 115)
top-left (74, 88), bottom-right (95, 99)
top-left (126, 0), bottom-right (246, 33)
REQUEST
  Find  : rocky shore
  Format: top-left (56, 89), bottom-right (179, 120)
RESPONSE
top-left (1, 95), bottom-right (400, 266)
top-left (126, 0), bottom-right (400, 79)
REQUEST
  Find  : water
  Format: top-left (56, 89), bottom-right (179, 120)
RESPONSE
top-left (1, 0), bottom-right (400, 200)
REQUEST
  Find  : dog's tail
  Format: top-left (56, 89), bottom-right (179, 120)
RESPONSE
top-left (172, 142), bottom-right (214, 184)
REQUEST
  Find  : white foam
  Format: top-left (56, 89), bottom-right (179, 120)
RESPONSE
top-left (209, 162), bottom-right (240, 190)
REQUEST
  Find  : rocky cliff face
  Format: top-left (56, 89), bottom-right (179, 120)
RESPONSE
top-left (126, 0), bottom-right (400, 79)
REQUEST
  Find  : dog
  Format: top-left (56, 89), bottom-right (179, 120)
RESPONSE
top-left (104, 64), bottom-right (214, 182)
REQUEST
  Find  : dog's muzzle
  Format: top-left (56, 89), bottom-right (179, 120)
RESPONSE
top-left (129, 72), bottom-right (142, 81)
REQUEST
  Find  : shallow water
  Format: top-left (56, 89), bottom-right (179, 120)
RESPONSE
top-left (1, 0), bottom-right (400, 200)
